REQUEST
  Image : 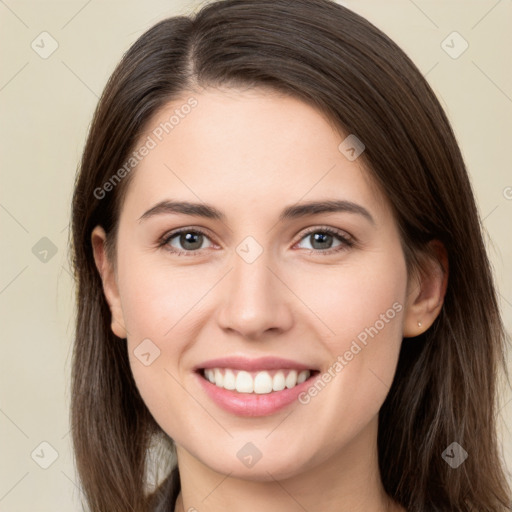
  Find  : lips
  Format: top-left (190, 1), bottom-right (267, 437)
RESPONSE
top-left (193, 356), bottom-right (320, 416)
top-left (194, 355), bottom-right (317, 372)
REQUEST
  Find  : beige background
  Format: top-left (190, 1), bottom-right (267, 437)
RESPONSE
top-left (0, 0), bottom-right (511, 510)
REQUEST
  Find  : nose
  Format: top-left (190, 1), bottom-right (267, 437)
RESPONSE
top-left (216, 248), bottom-right (294, 340)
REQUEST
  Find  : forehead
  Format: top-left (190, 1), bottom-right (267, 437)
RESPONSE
top-left (121, 87), bottom-right (391, 225)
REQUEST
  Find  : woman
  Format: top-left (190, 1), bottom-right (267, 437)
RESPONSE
top-left (69, 0), bottom-right (512, 510)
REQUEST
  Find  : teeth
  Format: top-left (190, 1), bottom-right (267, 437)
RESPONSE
top-left (254, 371), bottom-right (273, 394)
top-left (272, 371), bottom-right (286, 391)
top-left (203, 368), bottom-right (311, 394)
top-left (297, 370), bottom-right (308, 384)
top-left (223, 369), bottom-right (236, 390)
top-left (214, 368), bottom-right (224, 387)
top-left (236, 371), bottom-right (253, 393)
top-left (285, 370), bottom-right (298, 389)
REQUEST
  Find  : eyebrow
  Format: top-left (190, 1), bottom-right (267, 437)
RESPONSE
top-left (138, 199), bottom-right (375, 225)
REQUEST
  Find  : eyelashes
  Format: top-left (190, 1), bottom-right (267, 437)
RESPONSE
top-left (157, 225), bottom-right (356, 257)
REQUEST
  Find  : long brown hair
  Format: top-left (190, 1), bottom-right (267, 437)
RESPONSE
top-left (69, 0), bottom-right (512, 510)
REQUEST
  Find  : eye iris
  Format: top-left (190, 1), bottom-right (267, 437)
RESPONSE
top-left (180, 232), bottom-right (203, 250)
top-left (311, 232), bottom-right (333, 250)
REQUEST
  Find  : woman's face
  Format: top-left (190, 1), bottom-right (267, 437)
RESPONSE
top-left (94, 87), bottom-right (420, 481)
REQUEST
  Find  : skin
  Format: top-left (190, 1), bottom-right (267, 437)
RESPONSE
top-left (92, 87), bottom-right (447, 512)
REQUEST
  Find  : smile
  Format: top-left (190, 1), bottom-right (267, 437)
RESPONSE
top-left (193, 356), bottom-right (321, 416)
top-left (201, 368), bottom-right (316, 394)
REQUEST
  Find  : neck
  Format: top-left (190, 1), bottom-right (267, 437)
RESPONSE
top-left (173, 416), bottom-right (405, 512)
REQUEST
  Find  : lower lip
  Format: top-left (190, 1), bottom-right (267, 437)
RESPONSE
top-left (195, 371), bottom-right (318, 417)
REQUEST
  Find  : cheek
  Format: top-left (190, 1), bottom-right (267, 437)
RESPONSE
top-left (117, 247), bottom-right (211, 338)
top-left (115, 252), bottom-right (202, 426)
top-left (289, 249), bottom-right (407, 352)
top-left (289, 250), bottom-right (407, 426)
top-left (116, 252), bottom-right (241, 441)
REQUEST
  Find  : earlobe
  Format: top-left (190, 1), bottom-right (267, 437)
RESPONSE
top-left (402, 240), bottom-right (448, 338)
top-left (91, 226), bottom-right (127, 339)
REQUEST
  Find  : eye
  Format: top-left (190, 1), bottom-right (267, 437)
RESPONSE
top-left (294, 226), bottom-right (355, 255)
top-left (158, 225), bottom-right (355, 257)
top-left (159, 228), bottom-right (214, 256)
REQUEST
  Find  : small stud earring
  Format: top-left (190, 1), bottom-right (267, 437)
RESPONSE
top-left (418, 321), bottom-right (422, 327)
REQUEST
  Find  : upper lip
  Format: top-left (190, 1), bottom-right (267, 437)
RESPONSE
top-left (195, 356), bottom-right (317, 372)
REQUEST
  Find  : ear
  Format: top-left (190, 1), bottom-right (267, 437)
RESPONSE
top-left (402, 240), bottom-right (448, 338)
top-left (91, 226), bottom-right (127, 339)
